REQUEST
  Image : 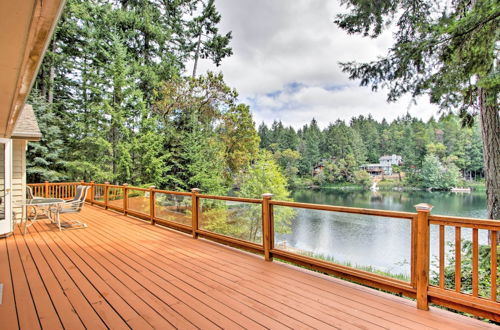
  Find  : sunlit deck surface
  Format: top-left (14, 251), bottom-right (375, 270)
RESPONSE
top-left (0, 206), bottom-right (496, 329)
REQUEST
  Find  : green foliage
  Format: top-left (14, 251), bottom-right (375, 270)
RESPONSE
top-left (188, 0), bottom-right (233, 77)
top-left (237, 151), bottom-right (295, 234)
top-left (219, 104), bottom-right (260, 175)
top-left (335, 0), bottom-right (499, 218)
top-left (201, 151), bottom-right (295, 242)
top-left (298, 119), bottom-right (323, 175)
top-left (431, 240), bottom-right (499, 300)
top-left (185, 127), bottom-right (227, 195)
top-left (26, 93), bottom-right (66, 182)
top-left (353, 170), bottom-right (371, 188)
top-left (29, 0), bottom-right (234, 190)
top-left (273, 148), bottom-right (301, 187)
top-left (153, 72), bottom-right (238, 193)
top-left (335, 0), bottom-right (499, 111)
top-left (416, 154), bottom-right (460, 190)
top-left (258, 112), bottom-right (484, 188)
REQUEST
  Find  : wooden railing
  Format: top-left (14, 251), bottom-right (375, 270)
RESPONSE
top-left (28, 181), bottom-right (500, 321)
top-left (29, 181), bottom-right (81, 199)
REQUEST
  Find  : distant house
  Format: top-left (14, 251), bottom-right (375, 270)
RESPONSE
top-left (360, 164), bottom-right (385, 176)
top-left (361, 154), bottom-right (402, 176)
top-left (313, 164), bottom-right (325, 175)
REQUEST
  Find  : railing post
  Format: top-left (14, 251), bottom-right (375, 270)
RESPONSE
top-left (90, 181), bottom-right (95, 205)
top-left (262, 193), bottom-right (274, 261)
top-left (44, 181), bottom-right (49, 198)
top-left (414, 203), bottom-right (433, 311)
top-left (104, 182), bottom-right (109, 210)
top-left (149, 186), bottom-right (155, 225)
top-left (123, 184), bottom-right (128, 215)
top-left (191, 188), bottom-right (201, 238)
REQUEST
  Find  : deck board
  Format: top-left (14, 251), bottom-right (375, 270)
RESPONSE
top-left (0, 205), bottom-right (497, 329)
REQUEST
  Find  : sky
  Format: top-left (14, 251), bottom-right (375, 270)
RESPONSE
top-left (191, 0), bottom-right (441, 129)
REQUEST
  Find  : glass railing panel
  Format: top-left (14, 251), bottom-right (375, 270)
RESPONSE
top-left (199, 198), bottom-right (263, 244)
top-left (107, 186), bottom-right (124, 210)
top-left (126, 189), bottom-right (150, 215)
top-left (273, 206), bottom-right (412, 282)
top-left (93, 185), bottom-right (105, 202)
top-left (154, 193), bottom-right (192, 227)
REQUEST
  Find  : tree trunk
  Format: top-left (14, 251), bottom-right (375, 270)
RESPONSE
top-left (39, 67), bottom-right (47, 101)
top-left (48, 39), bottom-right (56, 104)
top-left (479, 87), bottom-right (500, 221)
top-left (192, 32), bottom-right (202, 78)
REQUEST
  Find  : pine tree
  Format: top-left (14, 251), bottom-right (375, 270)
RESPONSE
top-left (26, 93), bottom-right (66, 182)
top-left (188, 0), bottom-right (232, 77)
top-left (335, 0), bottom-right (500, 219)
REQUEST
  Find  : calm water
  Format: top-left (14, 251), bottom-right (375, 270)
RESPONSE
top-left (276, 189), bottom-right (488, 277)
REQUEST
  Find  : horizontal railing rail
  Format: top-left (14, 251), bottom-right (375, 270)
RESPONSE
top-left (27, 181), bottom-right (500, 322)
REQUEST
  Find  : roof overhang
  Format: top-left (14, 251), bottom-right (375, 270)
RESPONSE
top-left (12, 104), bottom-right (42, 141)
top-left (0, 0), bottom-right (66, 138)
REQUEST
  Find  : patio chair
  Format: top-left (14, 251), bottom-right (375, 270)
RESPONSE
top-left (24, 186), bottom-right (41, 221)
top-left (26, 186), bottom-right (35, 199)
top-left (51, 185), bottom-right (90, 230)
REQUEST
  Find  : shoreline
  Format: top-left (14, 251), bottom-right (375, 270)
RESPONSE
top-left (300, 182), bottom-right (486, 192)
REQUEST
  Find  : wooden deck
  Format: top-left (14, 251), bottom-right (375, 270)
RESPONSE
top-left (0, 206), bottom-right (496, 329)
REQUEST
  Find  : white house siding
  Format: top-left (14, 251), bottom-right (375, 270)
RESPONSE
top-left (12, 140), bottom-right (26, 222)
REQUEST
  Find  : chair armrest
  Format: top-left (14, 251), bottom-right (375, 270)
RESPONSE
top-left (50, 200), bottom-right (82, 211)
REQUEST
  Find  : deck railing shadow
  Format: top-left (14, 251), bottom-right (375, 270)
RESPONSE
top-left (28, 181), bottom-right (500, 321)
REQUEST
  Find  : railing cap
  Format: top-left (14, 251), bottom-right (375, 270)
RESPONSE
top-left (414, 203), bottom-right (433, 212)
top-left (191, 188), bottom-right (201, 193)
top-left (262, 193), bottom-right (273, 199)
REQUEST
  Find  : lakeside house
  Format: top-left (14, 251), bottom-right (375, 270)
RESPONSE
top-left (361, 154), bottom-right (402, 176)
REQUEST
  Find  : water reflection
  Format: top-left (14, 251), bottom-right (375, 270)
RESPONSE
top-left (277, 190), bottom-right (488, 277)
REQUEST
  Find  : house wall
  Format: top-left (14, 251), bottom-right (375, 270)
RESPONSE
top-left (12, 139), bottom-right (26, 222)
top-left (0, 140), bottom-right (25, 230)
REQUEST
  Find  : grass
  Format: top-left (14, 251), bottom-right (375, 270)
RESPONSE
top-left (318, 183), bottom-right (365, 190)
top-left (462, 180), bottom-right (486, 191)
top-left (277, 247), bottom-right (410, 282)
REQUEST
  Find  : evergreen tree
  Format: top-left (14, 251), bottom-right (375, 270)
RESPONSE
top-left (297, 119), bottom-right (323, 176)
top-left (26, 93), bottom-right (66, 182)
top-left (258, 122), bottom-right (271, 149)
top-left (188, 0), bottom-right (233, 77)
top-left (335, 0), bottom-right (500, 219)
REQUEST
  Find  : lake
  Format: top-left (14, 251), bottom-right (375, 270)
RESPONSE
top-left (276, 189), bottom-right (488, 278)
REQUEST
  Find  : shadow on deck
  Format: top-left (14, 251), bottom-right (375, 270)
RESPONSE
top-left (0, 205), bottom-right (496, 329)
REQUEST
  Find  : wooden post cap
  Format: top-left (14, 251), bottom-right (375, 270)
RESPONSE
top-left (414, 203), bottom-right (433, 212)
top-left (262, 193), bottom-right (273, 199)
top-left (149, 186), bottom-right (155, 189)
top-left (191, 188), bottom-right (201, 193)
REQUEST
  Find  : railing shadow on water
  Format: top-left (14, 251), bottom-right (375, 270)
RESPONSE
top-left (28, 181), bottom-right (500, 322)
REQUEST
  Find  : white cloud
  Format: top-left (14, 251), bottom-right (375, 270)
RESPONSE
top-left (245, 84), bottom-right (437, 129)
top-left (189, 0), bottom-right (441, 129)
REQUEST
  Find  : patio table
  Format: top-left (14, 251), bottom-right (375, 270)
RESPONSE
top-left (18, 198), bottom-right (65, 234)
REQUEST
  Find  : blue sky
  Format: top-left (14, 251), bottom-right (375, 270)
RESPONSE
top-left (190, 0), bottom-right (441, 129)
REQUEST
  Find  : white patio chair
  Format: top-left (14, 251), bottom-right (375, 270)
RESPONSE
top-left (50, 185), bottom-right (90, 230)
